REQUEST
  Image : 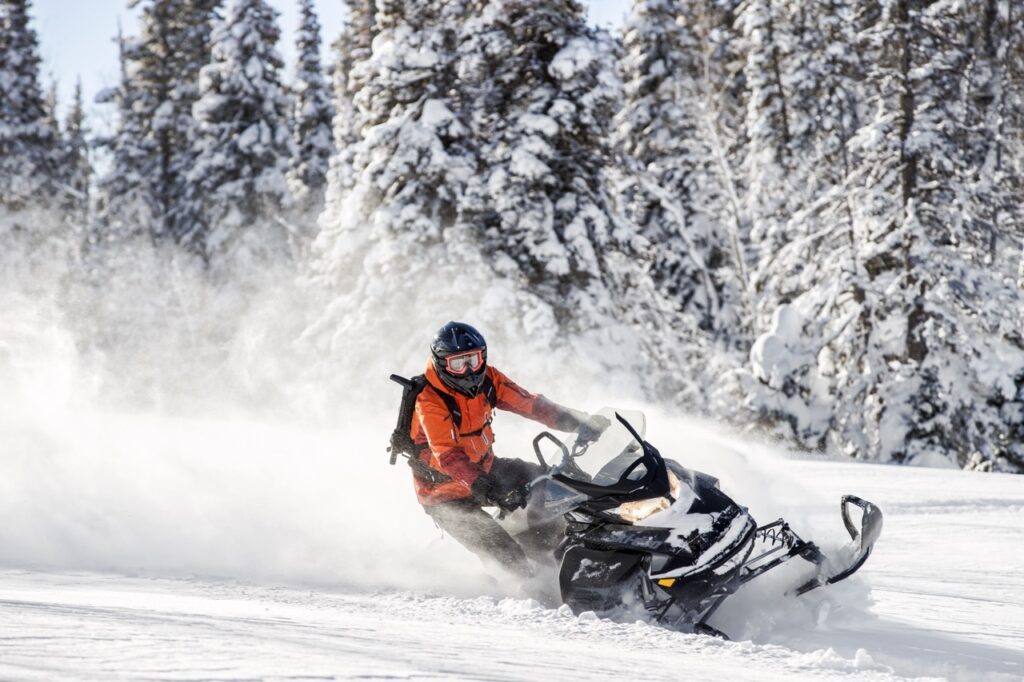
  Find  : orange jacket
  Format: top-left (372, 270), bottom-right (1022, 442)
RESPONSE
top-left (411, 362), bottom-right (581, 505)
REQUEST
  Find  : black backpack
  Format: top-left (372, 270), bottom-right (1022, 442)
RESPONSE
top-left (388, 373), bottom-right (498, 484)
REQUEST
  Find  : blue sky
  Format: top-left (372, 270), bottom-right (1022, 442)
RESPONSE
top-left (31, 0), bottom-right (629, 124)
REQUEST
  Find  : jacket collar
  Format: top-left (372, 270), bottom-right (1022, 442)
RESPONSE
top-left (424, 360), bottom-right (452, 394)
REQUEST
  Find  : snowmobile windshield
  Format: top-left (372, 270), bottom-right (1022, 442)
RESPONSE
top-left (529, 408), bottom-right (653, 515)
top-left (559, 408), bottom-right (650, 485)
top-left (534, 407), bottom-right (674, 511)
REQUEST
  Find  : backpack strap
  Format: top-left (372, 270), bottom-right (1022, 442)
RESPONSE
top-left (481, 373), bottom-right (498, 409)
top-left (429, 386), bottom-right (463, 431)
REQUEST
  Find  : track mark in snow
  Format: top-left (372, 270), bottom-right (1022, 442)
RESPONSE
top-left (0, 572), bottom-right (940, 682)
top-left (882, 498), bottom-right (1024, 514)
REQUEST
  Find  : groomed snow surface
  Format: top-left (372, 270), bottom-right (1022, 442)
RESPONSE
top-left (0, 411), bottom-right (1021, 681)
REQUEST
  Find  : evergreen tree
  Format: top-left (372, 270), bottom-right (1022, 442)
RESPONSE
top-left (0, 0), bottom-right (61, 213)
top-left (309, 0), bottom-right (497, 389)
top-left (321, 0), bottom-right (374, 222)
top-left (313, 0), bottom-right (658, 399)
top-left (61, 78), bottom-right (91, 227)
top-left (740, 0), bottom-right (868, 449)
top-left (332, 0), bottom-right (471, 251)
top-left (744, 0), bottom-right (1024, 471)
top-left (783, 0), bottom-right (864, 185)
top-left (455, 0), bottom-right (698, 399)
top-left (316, 0), bottom-right (473, 293)
top-left (962, 0), bottom-right (1024, 279)
top-left (458, 0), bottom-right (621, 321)
top-left (737, 0), bottom-right (792, 307)
top-left (93, 30), bottom-right (157, 247)
top-left (187, 0), bottom-right (294, 262)
top-left (615, 0), bottom-right (741, 340)
top-left (42, 78), bottom-right (59, 138)
top-left (332, 0), bottom-right (376, 93)
top-left (287, 0), bottom-right (334, 215)
top-left (122, 0), bottom-right (220, 244)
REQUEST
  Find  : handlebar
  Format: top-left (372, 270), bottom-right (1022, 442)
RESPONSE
top-left (571, 439), bottom-right (590, 459)
top-left (532, 431), bottom-right (569, 469)
top-left (531, 430), bottom-right (596, 470)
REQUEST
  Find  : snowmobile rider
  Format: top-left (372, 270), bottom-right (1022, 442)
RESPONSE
top-left (411, 321), bottom-right (609, 575)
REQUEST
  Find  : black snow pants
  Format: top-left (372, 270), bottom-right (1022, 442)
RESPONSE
top-left (424, 457), bottom-right (544, 576)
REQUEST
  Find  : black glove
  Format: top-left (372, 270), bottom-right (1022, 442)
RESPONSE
top-left (576, 413), bottom-right (611, 444)
top-left (470, 474), bottom-right (500, 507)
top-left (497, 485), bottom-right (529, 512)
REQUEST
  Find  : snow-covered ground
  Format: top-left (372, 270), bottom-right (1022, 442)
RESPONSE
top-left (0, 408), bottom-right (1020, 681)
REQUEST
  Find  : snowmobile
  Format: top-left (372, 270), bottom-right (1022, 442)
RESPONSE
top-left (499, 409), bottom-right (883, 638)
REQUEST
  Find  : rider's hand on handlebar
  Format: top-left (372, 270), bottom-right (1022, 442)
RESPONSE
top-left (576, 413), bottom-right (611, 445)
top-left (498, 485), bottom-right (529, 512)
top-left (470, 474), bottom-right (500, 507)
top-left (472, 475), bottom-right (527, 512)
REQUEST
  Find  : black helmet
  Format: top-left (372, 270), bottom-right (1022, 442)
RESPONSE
top-left (431, 321), bottom-right (488, 397)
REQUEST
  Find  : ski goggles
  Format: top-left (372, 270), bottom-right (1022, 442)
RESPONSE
top-left (444, 349), bottom-right (485, 375)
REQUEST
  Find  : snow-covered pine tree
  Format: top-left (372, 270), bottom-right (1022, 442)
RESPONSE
top-left (41, 76), bottom-right (73, 208)
top-left (320, 0), bottom-right (375, 225)
top-left (962, 0), bottom-right (1024, 280)
top-left (676, 0), bottom-right (747, 180)
top-left (331, 0), bottom-right (376, 127)
top-left (188, 0), bottom-right (294, 263)
top-left (311, 0), bottom-right (661, 402)
top-left (61, 78), bottom-right (91, 228)
top-left (852, 0), bottom-right (1024, 471)
top-left (457, 0), bottom-right (620, 319)
top-left (0, 0), bottom-right (61, 214)
top-left (737, 0), bottom-right (794, 325)
top-left (904, 0), bottom-right (1024, 472)
top-left (997, 1), bottom-right (1024, 191)
top-left (93, 29), bottom-right (158, 247)
top-left (615, 0), bottom-right (741, 341)
top-left (316, 0), bottom-right (472, 287)
top-left (745, 0), bottom-right (1024, 471)
top-left (448, 0), bottom-right (692, 399)
top-left (988, 3), bottom-right (1024, 300)
top-left (42, 78), bottom-right (59, 138)
top-left (802, 0), bottom-right (932, 462)
top-left (287, 0), bottom-right (334, 217)
top-left (121, 0), bottom-right (220, 246)
top-left (740, 0), bottom-right (869, 449)
top-left (307, 0), bottom-right (513, 399)
top-left (781, 0), bottom-right (864, 201)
